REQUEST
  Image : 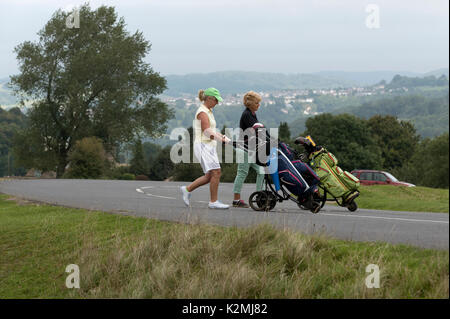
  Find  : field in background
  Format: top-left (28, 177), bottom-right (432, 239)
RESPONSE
top-left (347, 185), bottom-right (449, 213)
top-left (0, 194), bottom-right (448, 299)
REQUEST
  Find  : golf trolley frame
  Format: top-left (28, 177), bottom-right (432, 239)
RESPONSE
top-left (232, 132), bottom-right (322, 213)
top-left (249, 172), bottom-right (326, 212)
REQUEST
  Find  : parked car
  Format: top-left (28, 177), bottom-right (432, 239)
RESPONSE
top-left (350, 170), bottom-right (415, 187)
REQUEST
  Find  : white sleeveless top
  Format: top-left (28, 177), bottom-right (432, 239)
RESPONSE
top-left (193, 104), bottom-right (217, 146)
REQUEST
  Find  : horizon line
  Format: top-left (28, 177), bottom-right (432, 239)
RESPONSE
top-left (160, 68), bottom-right (449, 77)
top-left (1, 67), bottom-right (448, 81)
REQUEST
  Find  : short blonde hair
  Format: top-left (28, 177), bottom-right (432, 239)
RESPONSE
top-left (243, 91), bottom-right (262, 108)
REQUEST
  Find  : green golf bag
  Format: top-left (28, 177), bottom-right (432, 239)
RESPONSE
top-left (308, 148), bottom-right (360, 202)
top-left (295, 136), bottom-right (360, 206)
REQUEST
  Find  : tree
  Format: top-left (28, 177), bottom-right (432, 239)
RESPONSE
top-left (10, 4), bottom-right (173, 177)
top-left (64, 137), bottom-right (107, 179)
top-left (142, 141), bottom-right (162, 169)
top-left (394, 133), bottom-right (449, 188)
top-left (367, 115), bottom-right (420, 170)
top-left (303, 113), bottom-right (382, 171)
top-left (129, 139), bottom-right (148, 176)
top-left (387, 74), bottom-right (449, 89)
top-left (148, 146), bottom-right (174, 181)
top-left (0, 107), bottom-right (27, 177)
top-left (171, 126), bottom-right (203, 182)
top-left (278, 122), bottom-right (291, 143)
top-left (335, 94), bottom-right (449, 139)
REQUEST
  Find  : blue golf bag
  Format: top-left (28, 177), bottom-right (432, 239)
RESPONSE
top-left (277, 142), bottom-right (320, 199)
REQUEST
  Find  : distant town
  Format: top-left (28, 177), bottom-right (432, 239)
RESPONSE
top-left (160, 83), bottom-right (407, 115)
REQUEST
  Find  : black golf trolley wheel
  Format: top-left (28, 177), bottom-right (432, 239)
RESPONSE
top-left (268, 193), bottom-right (277, 211)
top-left (249, 191), bottom-right (277, 211)
top-left (297, 190), bottom-right (325, 213)
top-left (297, 203), bottom-right (309, 210)
top-left (297, 201), bottom-right (321, 213)
top-left (347, 201), bottom-right (358, 212)
top-left (317, 189), bottom-right (327, 208)
top-left (310, 201), bottom-right (321, 214)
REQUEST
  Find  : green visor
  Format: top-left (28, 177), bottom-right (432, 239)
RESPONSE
top-left (204, 87), bottom-right (223, 102)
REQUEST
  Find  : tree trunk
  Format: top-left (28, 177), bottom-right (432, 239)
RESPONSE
top-left (56, 156), bottom-right (67, 178)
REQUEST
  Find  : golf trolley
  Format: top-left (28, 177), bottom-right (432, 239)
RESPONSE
top-left (231, 126), bottom-right (323, 214)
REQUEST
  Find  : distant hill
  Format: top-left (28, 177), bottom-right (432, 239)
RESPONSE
top-left (386, 74), bottom-right (449, 89)
top-left (312, 70), bottom-right (421, 86)
top-left (1, 68), bottom-right (448, 108)
top-left (423, 68), bottom-right (449, 78)
top-left (335, 94), bottom-right (449, 138)
top-left (314, 69), bottom-right (449, 86)
top-left (164, 69), bottom-right (449, 96)
top-left (164, 71), bottom-right (353, 96)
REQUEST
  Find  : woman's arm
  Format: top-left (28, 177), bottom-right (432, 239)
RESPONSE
top-left (197, 112), bottom-right (229, 143)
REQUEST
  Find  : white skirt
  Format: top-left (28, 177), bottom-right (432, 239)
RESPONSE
top-left (194, 142), bottom-right (221, 174)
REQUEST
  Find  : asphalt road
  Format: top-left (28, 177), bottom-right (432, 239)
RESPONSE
top-left (0, 179), bottom-right (448, 250)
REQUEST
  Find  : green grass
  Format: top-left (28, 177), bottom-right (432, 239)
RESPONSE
top-left (346, 185), bottom-right (449, 213)
top-left (0, 194), bottom-right (448, 299)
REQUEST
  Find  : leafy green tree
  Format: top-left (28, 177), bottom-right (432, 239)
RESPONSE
top-left (171, 126), bottom-right (203, 181)
top-left (171, 161), bottom-right (204, 182)
top-left (149, 146), bottom-right (174, 181)
top-left (394, 133), bottom-right (449, 188)
top-left (10, 4), bottom-right (173, 177)
top-left (303, 113), bottom-right (382, 171)
top-left (387, 74), bottom-right (449, 89)
top-left (129, 139), bottom-right (148, 176)
top-left (142, 141), bottom-right (162, 169)
top-left (64, 137), bottom-right (107, 179)
top-left (337, 94), bottom-right (449, 138)
top-left (0, 107), bottom-right (27, 176)
top-left (289, 116), bottom-right (307, 138)
top-left (278, 122), bottom-right (291, 143)
top-left (367, 115), bottom-right (420, 170)
top-left (218, 124), bottom-right (243, 183)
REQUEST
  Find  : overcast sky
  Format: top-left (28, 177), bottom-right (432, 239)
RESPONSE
top-left (0, 0), bottom-right (448, 77)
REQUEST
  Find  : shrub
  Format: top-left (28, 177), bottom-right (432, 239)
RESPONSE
top-left (393, 133), bottom-right (449, 188)
top-left (119, 173), bottom-right (135, 180)
top-left (105, 165), bottom-right (130, 180)
top-left (64, 137), bottom-right (107, 179)
top-left (129, 139), bottom-right (148, 176)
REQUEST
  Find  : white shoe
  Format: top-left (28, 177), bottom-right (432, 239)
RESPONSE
top-left (208, 200), bottom-right (230, 209)
top-left (180, 186), bottom-right (191, 206)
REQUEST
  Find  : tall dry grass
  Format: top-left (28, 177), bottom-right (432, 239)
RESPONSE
top-left (71, 215), bottom-right (449, 299)
top-left (0, 194), bottom-right (447, 299)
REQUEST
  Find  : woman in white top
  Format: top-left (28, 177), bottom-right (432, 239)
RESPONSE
top-left (180, 88), bottom-right (230, 209)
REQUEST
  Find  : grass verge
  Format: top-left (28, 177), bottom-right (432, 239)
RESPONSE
top-left (339, 185), bottom-right (449, 213)
top-left (0, 194), bottom-right (448, 298)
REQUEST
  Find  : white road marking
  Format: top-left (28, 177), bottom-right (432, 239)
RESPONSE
top-left (135, 187), bottom-right (448, 225)
top-left (142, 186), bottom-right (181, 189)
top-left (320, 213), bottom-right (449, 224)
top-left (145, 193), bottom-right (176, 200)
top-left (138, 187), bottom-right (176, 200)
